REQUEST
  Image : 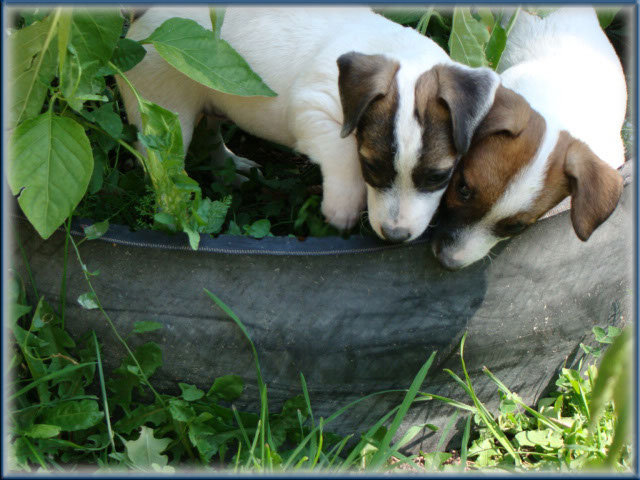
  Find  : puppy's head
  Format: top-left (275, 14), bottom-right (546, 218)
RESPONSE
top-left (432, 85), bottom-right (624, 270)
top-left (337, 52), bottom-right (499, 242)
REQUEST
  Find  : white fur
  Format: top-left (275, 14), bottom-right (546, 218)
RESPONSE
top-left (438, 7), bottom-right (627, 269)
top-left (118, 7), bottom-right (455, 235)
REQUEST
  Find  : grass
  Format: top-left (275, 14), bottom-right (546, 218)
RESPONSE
top-left (6, 224), bottom-right (633, 474)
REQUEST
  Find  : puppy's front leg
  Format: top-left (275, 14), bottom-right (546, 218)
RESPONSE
top-left (295, 116), bottom-right (366, 230)
top-left (206, 117), bottom-right (261, 184)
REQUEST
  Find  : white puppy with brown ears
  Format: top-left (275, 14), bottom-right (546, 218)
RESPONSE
top-left (432, 7), bottom-right (626, 269)
top-left (118, 7), bottom-right (500, 242)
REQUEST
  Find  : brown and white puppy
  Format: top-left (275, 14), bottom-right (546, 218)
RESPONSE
top-left (432, 8), bottom-right (626, 269)
top-left (118, 7), bottom-right (500, 242)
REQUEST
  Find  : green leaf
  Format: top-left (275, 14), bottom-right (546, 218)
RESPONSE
top-left (108, 342), bottom-right (163, 411)
top-left (244, 219), bottom-right (271, 239)
top-left (449, 8), bottom-right (490, 67)
top-left (93, 103), bottom-right (123, 139)
top-left (207, 375), bottom-right (244, 401)
top-left (125, 426), bottom-right (171, 470)
top-left (113, 404), bottom-right (167, 435)
top-left (23, 424), bottom-right (61, 439)
top-left (179, 383), bottom-right (205, 402)
top-left (597, 8), bottom-right (620, 29)
top-left (592, 326), bottom-right (608, 343)
top-left (77, 292), bottom-right (99, 310)
top-left (9, 110), bottom-right (93, 239)
top-left (110, 37), bottom-right (147, 72)
top-left (60, 9), bottom-right (124, 111)
top-left (83, 220), bottom-right (109, 240)
top-left (514, 429), bottom-right (563, 449)
top-left (142, 17), bottom-right (276, 97)
top-left (8, 11), bottom-right (59, 128)
top-left (132, 321), bottom-right (164, 334)
top-left (41, 399), bottom-right (103, 431)
top-left (168, 398), bottom-right (196, 422)
top-left (484, 23), bottom-right (507, 69)
top-left (195, 197), bottom-right (230, 234)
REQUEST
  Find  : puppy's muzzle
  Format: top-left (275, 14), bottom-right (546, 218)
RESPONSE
top-left (381, 225), bottom-right (411, 243)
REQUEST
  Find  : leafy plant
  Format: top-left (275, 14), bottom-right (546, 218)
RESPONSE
top-left (418, 325), bottom-right (633, 472)
top-left (7, 7), bottom-right (274, 249)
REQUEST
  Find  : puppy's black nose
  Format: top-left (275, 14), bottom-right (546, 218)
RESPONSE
top-left (381, 225), bottom-right (410, 243)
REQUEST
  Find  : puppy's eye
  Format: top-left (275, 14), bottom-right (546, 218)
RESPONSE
top-left (503, 222), bottom-right (527, 236)
top-left (456, 179), bottom-right (472, 201)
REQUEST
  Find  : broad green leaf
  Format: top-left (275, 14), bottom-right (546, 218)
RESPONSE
top-left (377, 9), bottom-right (426, 25)
top-left (195, 197), bottom-right (230, 234)
top-left (57, 9), bottom-right (71, 74)
top-left (597, 8), bottom-right (620, 29)
top-left (125, 426), bottom-right (171, 470)
top-left (449, 8), bottom-right (490, 67)
top-left (132, 321), bottom-right (164, 334)
top-left (142, 17), bottom-right (276, 97)
top-left (514, 429), bottom-right (563, 449)
top-left (77, 292), bottom-right (99, 310)
top-left (92, 103), bottom-right (123, 139)
top-left (485, 23), bottom-right (507, 69)
top-left (207, 375), bottom-right (243, 401)
top-left (9, 110), bottom-right (93, 239)
top-left (23, 424), bottom-right (61, 439)
top-left (168, 398), bottom-right (196, 422)
top-left (132, 96), bottom-right (203, 249)
top-left (83, 220), bottom-right (109, 240)
top-left (110, 38), bottom-right (147, 72)
top-left (108, 342), bottom-right (163, 411)
top-left (42, 399), bottom-right (103, 431)
top-left (8, 11), bottom-right (59, 128)
top-left (179, 383), bottom-right (205, 401)
top-left (113, 403), bottom-right (167, 435)
top-left (60, 9), bottom-right (123, 111)
top-left (21, 9), bottom-right (51, 26)
top-left (244, 219), bottom-right (271, 239)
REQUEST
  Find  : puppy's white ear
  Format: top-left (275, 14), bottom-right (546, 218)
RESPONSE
top-left (564, 139), bottom-right (624, 241)
top-left (435, 65), bottom-right (500, 154)
top-left (337, 52), bottom-right (400, 138)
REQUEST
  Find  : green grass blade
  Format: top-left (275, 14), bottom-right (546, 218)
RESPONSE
top-left (339, 406), bottom-right (401, 471)
top-left (93, 331), bottom-right (116, 453)
top-left (418, 392), bottom-right (477, 413)
top-left (9, 363), bottom-right (93, 401)
top-left (367, 351), bottom-right (437, 470)
top-left (457, 333), bottom-right (522, 466)
top-left (459, 414), bottom-right (471, 471)
top-left (483, 366), bottom-right (562, 432)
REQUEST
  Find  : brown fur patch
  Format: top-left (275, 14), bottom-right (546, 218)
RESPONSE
top-left (564, 137), bottom-right (624, 240)
top-left (412, 69), bottom-right (457, 192)
top-left (337, 52), bottom-right (400, 138)
top-left (355, 79), bottom-right (399, 189)
top-left (442, 85), bottom-right (546, 223)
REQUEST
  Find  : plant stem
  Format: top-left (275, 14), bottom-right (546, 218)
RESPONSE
top-left (59, 215), bottom-right (72, 327)
top-left (68, 236), bottom-right (165, 406)
top-left (93, 331), bottom-right (116, 454)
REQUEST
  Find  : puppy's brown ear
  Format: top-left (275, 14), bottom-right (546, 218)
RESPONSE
top-left (472, 86), bottom-right (533, 141)
top-left (564, 139), bottom-right (624, 241)
top-left (337, 52), bottom-right (400, 138)
top-left (435, 64), bottom-right (500, 154)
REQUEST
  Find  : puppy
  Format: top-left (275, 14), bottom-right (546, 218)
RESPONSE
top-left (117, 7), bottom-right (500, 242)
top-left (432, 7), bottom-right (626, 269)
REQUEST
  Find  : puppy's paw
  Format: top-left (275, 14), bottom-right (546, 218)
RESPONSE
top-left (231, 155), bottom-right (261, 175)
top-left (321, 181), bottom-right (366, 230)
